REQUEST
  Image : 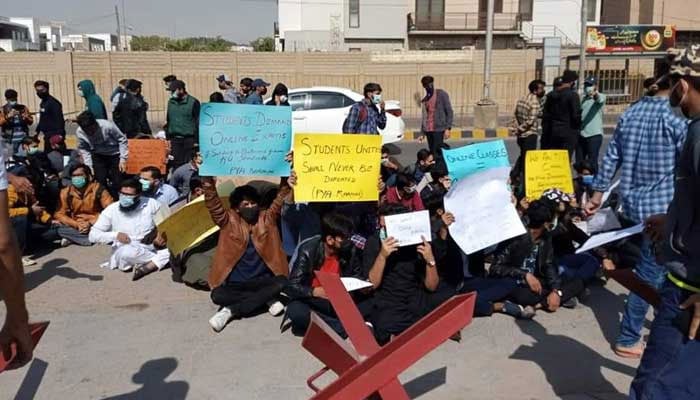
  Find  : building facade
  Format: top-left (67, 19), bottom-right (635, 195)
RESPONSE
top-left (0, 17), bottom-right (39, 51)
top-left (39, 22), bottom-right (64, 51)
top-left (63, 34), bottom-right (106, 52)
top-left (278, 0), bottom-right (408, 52)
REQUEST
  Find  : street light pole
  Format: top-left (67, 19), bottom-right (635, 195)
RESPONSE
top-left (482, 0), bottom-right (495, 101)
top-left (579, 0), bottom-right (588, 94)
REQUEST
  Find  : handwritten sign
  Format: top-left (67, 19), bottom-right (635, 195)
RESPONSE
top-left (443, 140), bottom-right (510, 180)
top-left (525, 150), bottom-right (574, 199)
top-left (199, 103), bottom-right (292, 176)
top-left (156, 195), bottom-right (230, 255)
top-left (385, 210), bottom-right (432, 247)
top-left (125, 139), bottom-right (168, 174)
top-left (294, 133), bottom-right (381, 202)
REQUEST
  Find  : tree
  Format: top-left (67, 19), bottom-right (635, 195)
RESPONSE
top-left (131, 35), bottom-right (235, 52)
top-left (131, 35), bottom-right (169, 51)
top-left (250, 36), bottom-right (275, 52)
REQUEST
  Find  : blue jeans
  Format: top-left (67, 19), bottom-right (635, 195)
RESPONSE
top-left (461, 277), bottom-right (518, 317)
top-left (617, 238), bottom-right (667, 347)
top-left (559, 253), bottom-right (600, 282)
top-left (630, 281), bottom-right (700, 399)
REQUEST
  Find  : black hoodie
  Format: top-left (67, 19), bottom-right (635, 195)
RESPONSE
top-left (542, 87), bottom-right (582, 140)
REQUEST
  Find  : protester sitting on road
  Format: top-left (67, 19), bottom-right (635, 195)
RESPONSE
top-left (244, 79), bottom-right (270, 105)
top-left (113, 79), bottom-right (152, 139)
top-left (384, 172), bottom-right (424, 211)
top-left (342, 82), bottom-right (387, 135)
top-left (420, 166), bottom-right (451, 201)
top-left (573, 160), bottom-right (596, 205)
top-left (203, 175), bottom-right (293, 333)
top-left (89, 178), bottom-right (170, 281)
top-left (34, 80), bottom-right (65, 152)
top-left (380, 145), bottom-right (402, 187)
top-left (8, 179), bottom-right (58, 266)
top-left (217, 74), bottom-right (241, 104)
top-left (265, 83), bottom-right (290, 106)
top-left (77, 80), bottom-right (107, 120)
top-left (54, 163), bottom-right (113, 247)
top-left (170, 151), bottom-right (201, 197)
top-left (139, 166), bottom-right (179, 207)
top-left (362, 204), bottom-right (440, 345)
top-left (188, 177), bottom-right (204, 201)
top-left (14, 136), bottom-right (60, 213)
top-left (1, 89), bottom-right (33, 156)
top-left (285, 212), bottom-right (365, 337)
top-left (46, 135), bottom-right (74, 181)
top-left (75, 111), bottom-right (128, 197)
top-left (489, 200), bottom-right (585, 314)
top-left (412, 149), bottom-right (435, 184)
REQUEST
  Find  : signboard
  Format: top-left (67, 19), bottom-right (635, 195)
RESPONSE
top-left (443, 140), bottom-right (510, 181)
top-left (525, 150), bottom-right (574, 199)
top-left (199, 103), bottom-right (292, 176)
top-left (293, 133), bottom-right (381, 202)
top-left (586, 25), bottom-right (676, 54)
top-left (125, 139), bottom-right (168, 174)
top-left (384, 210), bottom-right (432, 247)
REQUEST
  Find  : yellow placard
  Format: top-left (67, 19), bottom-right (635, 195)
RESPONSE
top-left (157, 195), bottom-right (230, 256)
top-left (294, 133), bottom-right (381, 202)
top-left (525, 150), bottom-right (574, 199)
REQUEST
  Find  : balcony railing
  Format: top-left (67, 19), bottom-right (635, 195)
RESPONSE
top-left (409, 12), bottom-right (524, 32)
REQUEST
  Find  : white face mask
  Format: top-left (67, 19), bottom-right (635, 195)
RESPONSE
top-left (279, 95), bottom-right (288, 103)
top-left (77, 89), bottom-right (84, 97)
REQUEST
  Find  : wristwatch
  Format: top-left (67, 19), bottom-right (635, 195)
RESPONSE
top-left (427, 260), bottom-right (436, 267)
top-left (556, 290), bottom-right (563, 297)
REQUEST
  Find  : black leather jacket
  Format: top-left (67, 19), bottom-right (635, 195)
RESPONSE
top-left (285, 235), bottom-right (364, 300)
top-left (489, 232), bottom-right (561, 290)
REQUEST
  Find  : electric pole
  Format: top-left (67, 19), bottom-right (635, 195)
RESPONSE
top-left (115, 5), bottom-right (121, 52)
top-left (579, 0), bottom-right (588, 94)
top-left (482, 0), bottom-right (495, 102)
top-left (121, 0), bottom-right (127, 51)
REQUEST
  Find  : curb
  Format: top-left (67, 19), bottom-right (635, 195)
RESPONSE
top-left (403, 127), bottom-right (511, 141)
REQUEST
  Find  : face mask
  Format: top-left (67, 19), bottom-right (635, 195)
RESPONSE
top-left (381, 157), bottom-right (390, 166)
top-left (585, 86), bottom-right (594, 95)
top-left (171, 92), bottom-right (180, 99)
top-left (139, 179), bottom-right (153, 193)
top-left (279, 95), bottom-right (288, 103)
top-left (338, 239), bottom-right (354, 255)
top-left (77, 89), bottom-right (84, 97)
top-left (379, 227), bottom-right (388, 241)
top-left (581, 174), bottom-right (594, 186)
top-left (239, 206), bottom-right (260, 225)
top-left (420, 163), bottom-right (434, 172)
top-left (8, 101), bottom-right (17, 106)
top-left (27, 147), bottom-right (40, 155)
top-left (404, 186), bottom-right (416, 194)
top-left (119, 194), bottom-right (139, 211)
top-left (71, 176), bottom-right (87, 189)
top-left (426, 86), bottom-right (434, 95)
top-left (36, 91), bottom-right (48, 99)
top-left (372, 94), bottom-right (382, 105)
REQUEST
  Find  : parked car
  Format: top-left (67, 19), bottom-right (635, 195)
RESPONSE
top-left (287, 86), bottom-right (405, 143)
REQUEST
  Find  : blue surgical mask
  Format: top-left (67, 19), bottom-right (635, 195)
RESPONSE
top-left (119, 194), bottom-right (138, 208)
top-left (139, 179), bottom-right (152, 192)
top-left (372, 94), bottom-right (382, 105)
top-left (8, 100), bottom-right (17, 106)
top-left (582, 175), bottom-right (594, 186)
top-left (27, 147), bottom-right (40, 155)
top-left (379, 227), bottom-right (388, 241)
top-left (71, 176), bottom-right (87, 189)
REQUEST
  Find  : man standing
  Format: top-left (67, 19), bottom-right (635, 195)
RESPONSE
top-left (166, 80), bottom-right (200, 169)
top-left (419, 76), bottom-right (454, 159)
top-left (542, 70), bottom-right (582, 158)
top-left (1, 89), bottom-right (33, 157)
top-left (632, 45), bottom-right (700, 400)
top-left (77, 80), bottom-right (107, 120)
top-left (113, 80), bottom-right (151, 139)
top-left (34, 80), bottom-right (65, 152)
top-left (342, 83), bottom-right (387, 135)
top-left (75, 111), bottom-right (128, 196)
top-left (511, 79), bottom-right (546, 179)
top-left (216, 74), bottom-right (241, 104)
top-left (577, 77), bottom-right (606, 171)
top-left (244, 78), bottom-right (270, 105)
top-left (585, 69), bottom-right (688, 359)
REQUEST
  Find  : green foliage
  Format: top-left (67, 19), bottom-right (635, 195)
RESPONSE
top-left (131, 35), bottom-right (235, 52)
top-left (250, 36), bottom-right (275, 52)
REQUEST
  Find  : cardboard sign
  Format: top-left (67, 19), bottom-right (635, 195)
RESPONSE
top-left (384, 210), bottom-right (432, 247)
top-left (294, 134), bottom-right (381, 202)
top-left (199, 103), bottom-right (292, 176)
top-left (525, 150), bottom-right (574, 199)
top-left (443, 140), bottom-right (510, 180)
top-left (125, 139), bottom-right (168, 174)
top-left (0, 321), bottom-right (49, 374)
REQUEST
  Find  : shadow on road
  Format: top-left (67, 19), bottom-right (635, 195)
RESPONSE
top-left (101, 358), bottom-right (189, 400)
top-left (24, 258), bottom-right (103, 293)
top-left (404, 366), bottom-right (447, 399)
top-left (511, 319), bottom-right (635, 399)
top-left (586, 284), bottom-right (627, 347)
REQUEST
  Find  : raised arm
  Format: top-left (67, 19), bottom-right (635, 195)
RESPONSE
top-left (202, 177), bottom-right (230, 228)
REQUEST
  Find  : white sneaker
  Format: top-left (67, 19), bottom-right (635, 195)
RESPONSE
top-left (22, 256), bottom-right (37, 267)
top-left (267, 301), bottom-right (285, 317)
top-left (60, 238), bottom-right (71, 247)
top-left (209, 307), bottom-right (233, 332)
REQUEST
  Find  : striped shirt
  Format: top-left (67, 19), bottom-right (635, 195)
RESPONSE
top-left (513, 93), bottom-right (542, 137)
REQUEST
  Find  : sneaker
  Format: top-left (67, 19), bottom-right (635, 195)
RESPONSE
top-left (60, 238), bottom-right (71, 247)
top-left (502, 301), bottom-right (536, 320)
top-left (22, 256), bottom-right (37, 267)
top-left (562, 297), bottom-right (578, 309)
top-left (209, 307), bottom-right (233, 333)
top-left (614, 342), bottom-right (645, 359)
top-left (267, 301), bottom-right (285, 317)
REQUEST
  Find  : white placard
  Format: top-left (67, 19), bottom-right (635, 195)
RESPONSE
top-left (576, 224), bottom-right (644, 254)
top-left (445, 167), bottom-right (526, 255)
top-left (586, 207), bottom-right (622, 234)
top-left (384, 210), bottom-right (432, 247)
top-left (341, 277), bottom-right (374, 292)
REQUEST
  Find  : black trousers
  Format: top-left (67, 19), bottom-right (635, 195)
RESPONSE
top-left (286, 297), bottom-right (346, 337)
top-left (170, 136), bottom-right (196, 171)
top-left (512, 134), bottom-right (538, 179)
top-left (424, 130), bottom-right (445, 159)
top-left (92, 153), bottom-right (122, 198)
top-left (210, 275), bottom-right (287, 318)
top-left (576, 135), bottom-right (603, 172)
top-left (542, 135), bottom-right (578, 160)
top-left (507, 278), bottom-right (585, 308)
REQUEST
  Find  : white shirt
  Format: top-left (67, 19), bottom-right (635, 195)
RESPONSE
top-left (89, 197), bottom-right (165, 244)
top-left (147, 183), bottom-right (180, 207)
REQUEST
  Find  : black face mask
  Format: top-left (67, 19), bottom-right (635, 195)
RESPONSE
top-left (338, 240), bottom-right (354, 256)
top-left (239, 206), bottom-right (260, 225)
top-left (36, 91), bottom-right (49, 99)
top-left (420, 163), bottom-right (434, 173)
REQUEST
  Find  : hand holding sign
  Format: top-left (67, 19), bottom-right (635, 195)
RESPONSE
top-left (384, 210), bottom-right (432, 247)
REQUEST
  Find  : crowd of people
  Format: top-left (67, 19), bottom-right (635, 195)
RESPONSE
top-left (0, 45), bottom-right (699, 399)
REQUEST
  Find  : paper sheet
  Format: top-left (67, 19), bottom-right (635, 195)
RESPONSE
top-left (341, 277), bottom-right (374, 292)
top-left (384, 210), bottom-right (432, 247)
top-left (576, 224), bottom-right (644, 254)
top-left (586, 207), bottom-right (622, 234)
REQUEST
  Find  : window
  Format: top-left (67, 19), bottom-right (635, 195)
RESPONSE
top-left (309, 92), bottom-right (350, 110)
top-left (479, 0), bottom-right (503, 13)
top-left (288, 94), bottom-right (307, 111)
top-left (587, 0), bottom-right (598, 22)
top-left (415, 0), bottom-right (444, 30)
top-left (349, 0), bottom-right (360, 28)
top-left (519, 0), bottom-right (534, 21)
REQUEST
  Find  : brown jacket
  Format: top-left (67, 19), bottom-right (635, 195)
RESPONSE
top-left (54, 182), bottom-right (114, 228)
top-left (204, 179), bottom-right (290, 289)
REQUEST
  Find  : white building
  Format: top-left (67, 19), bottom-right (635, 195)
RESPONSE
top-left (39, 22), bottom-right (64, 51)
top-left (0, 17), bottom-right (39, 51)
top-left (278, 0), bottom-right (408, 52)
top-left (63, 34), bottom-right (106, 52)
top-left (522, 0), bottom-right (602, 46)
top-left (87, 33), bottom-right (120, 51)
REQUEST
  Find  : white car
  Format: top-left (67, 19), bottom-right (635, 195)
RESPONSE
top-left (287, 86), bottom-right (405, 144)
